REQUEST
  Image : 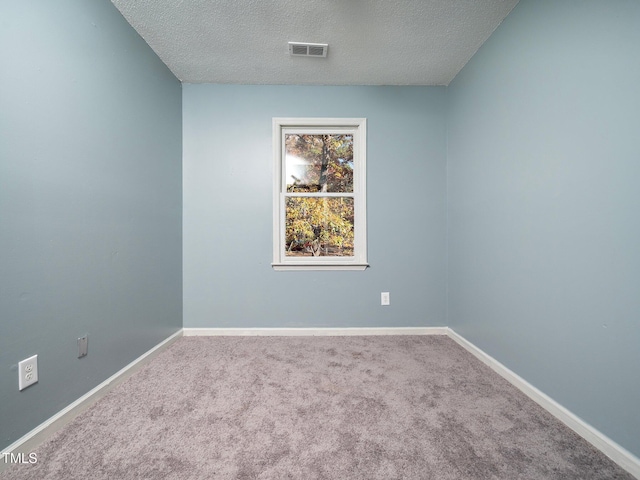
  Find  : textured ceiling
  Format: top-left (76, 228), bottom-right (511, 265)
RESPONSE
top-left (111, 0), bottom-right (519, 86)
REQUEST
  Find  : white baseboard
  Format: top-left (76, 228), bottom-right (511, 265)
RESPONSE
top-left (183, 326), bottom-right (449, 336)
top-left (446, 328), bottom-right (640, 479)
top-left (0, 329), bottom-right (183, 473)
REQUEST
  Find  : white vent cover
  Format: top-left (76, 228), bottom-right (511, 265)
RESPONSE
top-left (288, 42), bottom-right (328, 58)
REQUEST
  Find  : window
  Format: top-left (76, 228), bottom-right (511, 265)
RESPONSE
top-left (272, 118), bottom-right (368, 270)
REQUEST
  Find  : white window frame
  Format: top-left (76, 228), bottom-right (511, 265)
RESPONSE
top-left (272, 117), bottom-right (368, 271)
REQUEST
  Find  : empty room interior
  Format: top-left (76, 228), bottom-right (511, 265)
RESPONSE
top-left (1, 0), bottom-right (639, 478)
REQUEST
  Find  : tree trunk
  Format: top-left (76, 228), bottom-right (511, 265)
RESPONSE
top-left (318, 135), bottom-right (329, 192)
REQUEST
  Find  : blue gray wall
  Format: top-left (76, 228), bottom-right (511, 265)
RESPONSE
top-left (0, 1), bottom-right (182, 449)
top-left (183, 85), bottom-right (447, 328)
top-left (447, 0), bottom-right (640, 457)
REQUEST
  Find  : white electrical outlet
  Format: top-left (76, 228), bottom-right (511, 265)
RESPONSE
top-left (18, 355), bottom-right (38, 391)
top-left (381, 292), bottom-right (390, 306)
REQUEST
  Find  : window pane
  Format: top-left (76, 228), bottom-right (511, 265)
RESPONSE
top-left (285, 134), bottom-right (353, 193)
top-left (285, 197), bottom-right (354, 257)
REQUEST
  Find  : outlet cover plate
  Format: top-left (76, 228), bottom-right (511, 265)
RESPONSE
top-left (18, 355), bottom-right (38, 391)
top-left (381, 292), bottom-right (390, 305)
top-left (78, 335), bottom-right (88, 358)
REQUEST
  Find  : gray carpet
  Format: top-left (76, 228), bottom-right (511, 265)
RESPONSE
top-left (1, 336), bottom-right (633, 479)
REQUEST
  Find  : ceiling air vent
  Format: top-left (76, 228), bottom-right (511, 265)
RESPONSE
top-left (288, 42), bottom-right (328, 58)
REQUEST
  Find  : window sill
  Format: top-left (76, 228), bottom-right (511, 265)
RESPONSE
top-left (272, 263), bottom-right (369, 271)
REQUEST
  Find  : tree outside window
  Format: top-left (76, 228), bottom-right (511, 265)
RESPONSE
top-left (273, 119), bottom-right (367, 270)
